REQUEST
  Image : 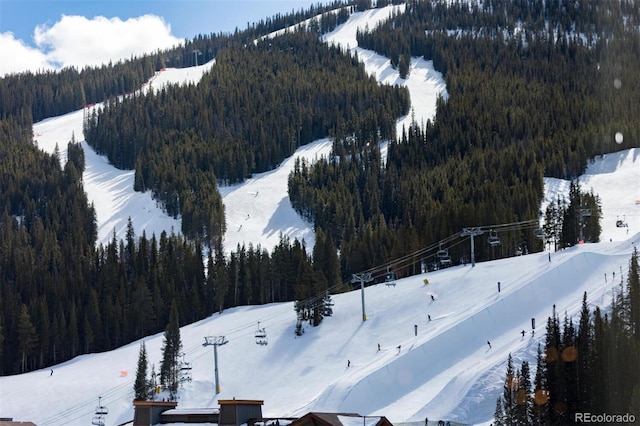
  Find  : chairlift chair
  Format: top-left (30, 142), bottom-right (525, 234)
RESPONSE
top-left (255, 322), bottom-right (268, 345)
top-left (180, 371), bottom-right (193, 382)
top-left (436, 243), bottom-right (448, 259)
top-left (487, 229), bottom-right (501, 246)
top-left (92, 396), bottom-right (107, 426)
top-left (616, 215), bottom-right (627, 228)
top-left (91, 416), bottom-right (105, 426)
top-left (95, 397), bottom-right (108, 415)
top-left (385, 269), bottom-right (396, 287)
top-left (535, 228), bottom-right (546, 239)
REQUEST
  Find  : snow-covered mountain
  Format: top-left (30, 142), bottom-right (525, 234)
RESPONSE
top-left (32, 4), bottom-right (446, 253)
top-left (3, 4), bottom-right (639, 426)
top-left (1, 184), bottom-right (638, 424)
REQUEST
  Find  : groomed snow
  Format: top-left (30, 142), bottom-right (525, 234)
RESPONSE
top-left (1, 186), bottom-right (637, 424)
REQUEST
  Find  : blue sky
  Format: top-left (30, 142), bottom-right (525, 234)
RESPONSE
top-left (0, 1), bottom-right (317, 42)
top-left (0, 0), bottom-right (318, 75)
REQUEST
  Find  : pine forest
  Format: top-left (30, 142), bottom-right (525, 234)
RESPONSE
top-left (1, 0), bottom-right (639, 376)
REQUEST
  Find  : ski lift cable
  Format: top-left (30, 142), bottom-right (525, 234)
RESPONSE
top-left (57, 388), bottom-right (131, 426)
top-left (42, 218), bottom-right (543, 424)
top-left (184, 218), bottom-right (544, 351)
top-left (38, 394), bottom-right (104, 425)
top-left (356, 218), bottom-right (540, 281)
top-left (357, 232), bottom-right (461, 278)
top-left (48, 217), bottom-right (548, 425)
top-left (39, 380), bottom-right (132, 426)
top-left (184, 281), bottom-right (335, 344)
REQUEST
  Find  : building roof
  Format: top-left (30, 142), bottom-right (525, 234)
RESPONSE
top-left (218, 399), bottom-right (264, 406)
top-left (132, 400), bottom-right (178, 408)
top-left (162, 408), bottom-right (219, 415)
top-left (289, 412), bottom-right (393, 426)
top-left (0, 422), bottom-right (38, 426)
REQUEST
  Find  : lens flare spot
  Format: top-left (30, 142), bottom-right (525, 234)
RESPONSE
top-left (534, 389), bottom-right (549, 405)
top-left (562, 345), bottom-right (578, 362)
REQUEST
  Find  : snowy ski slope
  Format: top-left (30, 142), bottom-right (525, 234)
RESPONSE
top-left (3, 4), bottom-right (639, 426)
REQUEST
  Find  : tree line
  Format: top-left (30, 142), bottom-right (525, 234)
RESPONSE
top-left (288, 0), bottom-right (638, 279)
top-left (1, 0), bottom-right (638, 375)
top-left (495, 249), bottom-right (640, 425)
top-left (542, 181), bottom-right (602, 251)
top-left (0, 0), bottom-right (367, 376)
top-left (4, 206), bottom-right (344, 374)
top-left (83, 29), bottom-right (409, 244)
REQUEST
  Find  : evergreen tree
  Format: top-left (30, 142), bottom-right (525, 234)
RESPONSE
top-left (17, 305), bottom-right (38, 373)
top-left (494, 397), bottom-right (505, 426)
top-left (561, 313), bottom-right (578, 421)
top-left (576, 292), bottom-right (593, 413)
top-left (160, 300), bottom-right (182, 399)
top-left (627, 247), bottom-right (640, 339)
top-left (148, 364), bottom-right (158, 400)
top-left (543, 198), bottom-right (563, 252)
top-left (134, 342), bottom-right (149, 400)
top-left (591, 307), bottom-right (608, 413)
top-left (532, 345), bottom-right (549, 425)
top-left (0, 321), bottom-right (4, 360)
top-left (544, 306), bottom-right (566, 425)
top-left (514, 361), bottom-right (533, 426)
top-left (560, 181), bottom-right (580, 247)
top-left (502, 353), bottom-right (516, 424)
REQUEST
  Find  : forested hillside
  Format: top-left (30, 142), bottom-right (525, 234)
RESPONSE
top-left (83, 30), bottom-right (410, 245)
top-left (0, 119), bottom-right (98, 372)
top-left (0, 1), bottom-right (378, 374)
top-left (289, 0), bottom-right (640, 276)
top-left (1, 0), bottom-right (639, 376)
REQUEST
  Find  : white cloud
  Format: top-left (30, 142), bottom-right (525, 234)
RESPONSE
top-left (0, 32), bottom-right (52, 76)
top-left (0, 14), bottom-right (182, 76)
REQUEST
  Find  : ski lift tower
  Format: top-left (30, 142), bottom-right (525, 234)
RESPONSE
top-left (192, 49), bottom-right (201, 66)
top-left (203, 336), bottom-right (228, 394)
top-left (352, 272), bottom-right (372, 321)
top-left (460, 227), bottom-right (484, 267)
